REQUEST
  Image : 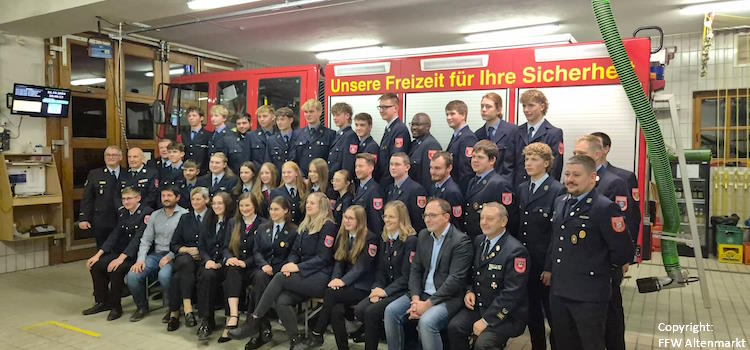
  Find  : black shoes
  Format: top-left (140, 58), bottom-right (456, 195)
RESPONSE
top-left (298, 332), bottom-right (324, 349)
top-left (288, 334), bottom-right (303, 350)
top-left (167, 316), bottom-right (180, 331)
top-left (185, 312), bottom-right (197, 327)
top-left (107, 307), bottom-right (123, 321)
top-left (350, 326), bottom-right (365, 343)
top-left (82, 303), bottom-right (110, 315)
top-left (197, 317), bottom-right (215, 341)
top-left (260, 318), bottom-right (273, 343)
top-left (129, 308), bottom-right (148, 322)
top-left (245, 335), bottom-right (270, 350)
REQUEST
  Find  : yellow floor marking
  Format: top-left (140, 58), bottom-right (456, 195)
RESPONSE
top-left (23, 321), bottom-right (100, 338)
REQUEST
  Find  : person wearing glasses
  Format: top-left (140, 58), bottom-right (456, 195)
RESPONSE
top-left (376, 93), bottom-right (411, 187)
top-left (476, 92), bottom-right (518, 183)
top-left (408, 112), bottom-right (442, 191)
top-left (383, 198), bottom-right (472, 350)
top-left (79, 146), bottom-right (124, 248)
top-left (327, 102), bottom-right (360, 179)
top-left (445, 100), bottom-right (478, 193)
top-left (295, 99), bottom-right (336, 177)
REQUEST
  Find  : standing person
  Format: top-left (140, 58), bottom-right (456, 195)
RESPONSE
top-left (352, 153), bottom-right (385, 234)
top-left (250, 105), bottom-right (277, 169)
top-left (295, 99), bottom-right (336, 177)
top-left (299, 205), bottom-right (379, 350)
top-left (270, 161), bottom-right (308, 224)
top-left (307, 158), bottom-right (330, 195)
top-left (182, 106), bottom-right (212, 175)
top-left (166, 186), bottom-right (209, 331)
top-left (208, 104), bottom-right (245, 174)
top-left (196, 191), bottom-right (235, 341)
top-left (445, 100), bottom-right (478, 192)
top-left (408, 112), bottom-right (442, 191)
top-left (517, 142), bottom-right (565, 350)
top-left (383, 198), bottom-right (472, 350)
top-left (83, 187), bottom-right (152, 321)
top-left (243, 192), bottom-right (337, 350)
top-left (267, 107), bottom-right (297, 172)
top-left (252, 162), bottom-right (279, 219)
top-left (543, 155), bottom-right (634, 350)
top-left (79, 146), bottom-right (124, 248)
top-left (463, 140), bottom-right (518, 239)
top-left (385, 153), bottom-right (428, 232)
top-left (515, 89), bottom-right (564, 185)
top-left (178, 160), bottom-right (200, 210)
top-left (126, 186), bottom-right (189, 322)
top-left (331, 169), bottom-right (355, 229)
top-left (218, 193), bottom-right (267, 343)
top-left (231, 161), bottom-right (257, 200)
top-left (234, 113), bottom-right (256, 162)
top-left (429, 151), bottom-right (464, 230)
top-left (476, 92), bottom-right (518, 182)
top-left (353, 200), bottom-right (418, 350)
top-left (377, 93), bottom-right (410, 186)
top-left (123, 147), bottom-right (160, 210)
top-left (148, 138), bottom-right (172, 172)
top-left (353, 112), bottom-right (380, 159)
top-left (447, 202), bottom-right (529, 350)
top-left (196, 152), bottom-right (239, 196)
top-left (160, 143), bottom-right (185, 189)
top-left (327, 102), bottom-right (359, 178)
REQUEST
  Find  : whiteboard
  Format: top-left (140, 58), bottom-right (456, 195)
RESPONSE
top-left (329, 94), bottom-right (385, 142)
top-left (516, 86), bottom-right (639, 174)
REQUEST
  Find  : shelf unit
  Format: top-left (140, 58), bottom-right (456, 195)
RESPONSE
top-left (671, 161), bottom-right (711, 257)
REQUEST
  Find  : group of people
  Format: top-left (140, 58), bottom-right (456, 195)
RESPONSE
top-left (78, 90), bottom-right (640, 350)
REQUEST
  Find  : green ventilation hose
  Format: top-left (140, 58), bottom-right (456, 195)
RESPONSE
top-left (592, 0), bottom-right (682, 281)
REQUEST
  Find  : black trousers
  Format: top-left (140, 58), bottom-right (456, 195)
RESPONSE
top-left (253, 271), bottom-right (328, 338)
top-left (605, 269), bottom-right (626, 350)
top-left (224, 265), bottom-right (252, 299)
top-left (527, 266), bottom-right (555, 350)
top-left (90, 254), bottom-right (132, 309)
top-left (447, 308), bottom-right (513, 350)
top-left (249, 270), bottom-right (272, 311)
top-left (168, 253), bottom-right (199, 312)
top-left (93, 225), bottom-right (113, 249)
top-left (354, 292), bottom-right (404, 350)
top-left (197, 266), bottom-right (225, 319)
top-left (549, 294), bottom-right (608, 350)
top-left (313, 286), bottom-right (369, 350)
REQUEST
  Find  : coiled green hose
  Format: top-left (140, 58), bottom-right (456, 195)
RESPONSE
top-left (592, 0), bottom-right (682, 280)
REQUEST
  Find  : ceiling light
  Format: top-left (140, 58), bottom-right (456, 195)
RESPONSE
top-left (187, 0), bottom-right (263, 10)
top-left (315, 46), bottom-right (386, 61)
top-left (71, 78), bottom-right (106, 86)
top-left (145, 68), bottom-right (186, 77)
top-left (679, 1), bottom-right (750, 15)
top-left (465, 24), bottom-right (560, 43)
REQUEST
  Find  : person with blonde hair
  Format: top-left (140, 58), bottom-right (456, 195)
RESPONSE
top-left (208, 104), bottom-right (244, 174)
top-left (476, 92), bottom-right (518, 181)
top-left (296, 98), bottom-right (336, 177)
top-left (331, 169), bottom-right (355, 229)
top-left (251, 162), bottom-right (279, 218)
top-left (196, 152), bottom-right (238, 196)
top-left (270, 161), bottom-right (308, 224)
top-left (307, 158), bottom-right (330, 195)
top-left (243, 192), bottom-right (337, 349)
top-left (515, 89), bottom-right (564, 185)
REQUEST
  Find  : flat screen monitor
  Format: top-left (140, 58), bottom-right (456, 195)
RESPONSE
top-left (11, 83), bottom-right (71, 118)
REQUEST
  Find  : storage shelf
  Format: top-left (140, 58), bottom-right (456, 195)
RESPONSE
top-left (12, 195), bottom-right (63, 206)
top-left (8, 233), bottom-right (65, 241)
top-left (676, 198), bottom-right (706, 204)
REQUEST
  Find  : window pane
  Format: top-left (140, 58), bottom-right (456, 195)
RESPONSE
top-left (700, 130), bottom-right (725, 158)
top-left (729, 97), bottom-right (749, 127)
top-left (728, 130), bottom-right (749, 159)
top-left (700, 98), bottom-right (725, 128)
top-left (258, 77), bottom-right (301, 126)
top-left (72, 97), bottom-right (107, 138)
top-left (126, 102), bottom-right (154, 139)
top-left (73, 148), bottom-right (108, 188)
top-left (168, 63), bottom-right (194, 80)
top-left (125, 55), bottom-right (154, 96)
top-left (70, 44), bottom-right (106, 89)
top-left (218, 80), bottom-right (248, 127)
top-left (169, 83), bottom-right (209, 136)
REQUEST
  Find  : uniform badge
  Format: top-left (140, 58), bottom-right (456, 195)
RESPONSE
top-left (611, 216), bottom-right (626, 233)
top-left (491, 281), bottom-right (498, 290)
top-left (395, 137), bottom-right (403, 148)
top-left (372, 154), bottom-right (377, 163)
top-left (393, 251), bottom-right (397, 256)
top-left (154, 178), bottom-right (159, 187)
top-left (615, 196), bottom-right (627, 211)
top-left (586, 198), bottom-right (592, 204)
top-left (497, 312), bottom-right (505, 320)
top-left (544, 185), bottom-right (549, 191)
top-left (349, 144), bottom-right (358, 154)
top-left (452, 205), bottom-right (462, 217)
top-left (329, 199), bottom-right (336, 209)
top-left (473, 202), bottom-right (479, 210)
top-left (495, 245), bottom-right (500, 252)
top-left (489, 252), bottom-right (495, 258)
top-left (368, 243), bottom-right (377, 257)
top-left (373, 198), bottom-right (383, 210)
top-left (416, 196), bottom-right (427, 208)
top-left (514, 257), bottom-right (526, 273)
top-left (465, 147), bottom-right (474, 157)
top-left (501, 192), bottom-right (513, 205)
top-left (579, 230), bottom-right (586, 239)
top-left (280, 242), bottom-right (286, 247)
top-left (324, 235), bottom-right (335, 248)
top-left (428, 150), bottom-right (437, 160)
top-left (336, 204), bottom-right (342, 211)
top-left (571, 234), bottom-right (578, 244)
top-left (409, 251), bottom-right (415, 263)
top-left (489, 264), bottom-right (502, 271)
top-left (558, 142), bottom-right (564, 155)
top-left (632, 188), bottom-right (640, 202)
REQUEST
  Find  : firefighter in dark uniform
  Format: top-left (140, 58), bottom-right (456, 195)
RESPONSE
top-left (463, 140), bottom-right (518, 239)
top-left (446, 100), bottom-right (479, 192)
top-left (269, 166), bottom-right (306, 225)
top-left (353, 113), bottom-right (380, 170)
top-left (476, 92), bottom-right (518, 182)
top-left (159, 143), bottom-right (185, 189)
top-left (295, 99), bottom-right (336, 177)
top-left (385, 153), bottom-right (428, 232)
top-left (543, 155), bottom-right (634, 350)
top-left (517, 142), bottom-right (566, 350)
top-left (266, 107), bottom-right (297, 172)
top-left (429, 151), bottom-right (465, 231)
top-left (122, 147), bottom-right (160, 210)
top-left (208, 104), bottom-right (245, 175)
top-left (353, 153), bottom-right (385, 235)
top-left (83, 186), bottom-right (153, 321)
top-left (515, 89), bottom-right (564, 186)
top-left (233, 113), bottom-right (253, 156)
top-left (330, 169), bottom-right (355, 230)
top-left (327, 102), bottom-right (359, 178)
top-left (79, 146), bottom-right (124, 248)
top-left (148, 139), bottom-right (172, 177)
top-left (376, 93), bottom-right (411, 186)
top-left (408, 112), bottom-right (442, 191)
top-left (195, 152), bottom-right (239, 196)
top-left (178, 160), bottom-right (200, 210)
top-left (447, 202), bottom-right (529, 350)
top-left (182, 106), bottom-right (212, 175)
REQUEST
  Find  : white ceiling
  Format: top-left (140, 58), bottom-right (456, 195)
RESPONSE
top-left (1, 0), bottom-right (749, 67)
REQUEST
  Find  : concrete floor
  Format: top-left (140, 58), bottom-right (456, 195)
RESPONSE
top-left (0, 253), bottom-right (749, 349)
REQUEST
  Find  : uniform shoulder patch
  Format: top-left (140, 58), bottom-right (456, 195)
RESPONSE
top-left (373, 198), bottom-right (383, 210)
top-left (324, 234), bottom-right (335, 248)
top-left (611, 216), bottom-right (626, 233)
top-left (558, 142), bottom-right (564, 155)
top-left (349, 144), bottom-right (358, 154)
top-left (631, 188), bottom-right (640, 202)
top-left (428, 149), bottom-right (437, 160)
top-left (416, 196), bottom-right (427, 208)
top-left (514, 257), bottom-right (526, 273)
top-left (395, 137), bottom-right (403, 148)
top-left (615, 196), bottom-right (627, 211)
top-left (502, 192), bottom-right (513, 205)
top-left (409, 251), bottom-right (415, 263)
top-left (368, 243), bottom-right (377, 257)
top-left (452, 205), bottom-right (462, 218)
top-left (465, 147), bottom-right (474, 157)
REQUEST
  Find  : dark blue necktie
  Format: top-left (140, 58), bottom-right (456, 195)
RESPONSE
top-left (488, 126), bottom-right (495, 140)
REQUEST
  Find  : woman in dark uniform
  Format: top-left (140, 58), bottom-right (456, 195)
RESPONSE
top-left (330, 169), bottom-right (354, 229)
top-left (231, 161), bottom-right (257, 201)
top-left (270, 161), bottom-right (308, 225)
top-left (251, 162), bottom-right (279, 219)
top-left (307, 158), bottom-right (330, 196)
top-left (196, 191), bottom-right (235, 341)
top-left (300, 205), bottom-right (379, 350)
top-left (352, 200), bottom-right (418, 350)
top-left (243, 192), bottom-right (337, 350)
top-left (217, 192), bottom-right (267, 342)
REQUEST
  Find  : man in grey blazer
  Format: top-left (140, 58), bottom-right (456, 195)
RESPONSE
top-left (383, 198), bottom-right (473, 350)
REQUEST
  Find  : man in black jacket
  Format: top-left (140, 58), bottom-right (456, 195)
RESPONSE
top-left (408, 112), bottom-right (442, 191)
top-left (122, 147), bottom-right (160, 210)
top-left (445, 100), bottom-right (478, 192)
top-left (386, 153), bottom-right (428, 232)
top-left (377, 93), bottom-right (411, 186)
top-left (181, 106), bottom-right (212, 175)
top-left (383, 198), bottom-right (472, 350)
top-left (295, 99), bottom-right (336, 177)
top-left (79, 146), bottom-right (124, 248)
top-left (429, 151), bottom-right (464, 231)
top-left (353, 153), bottom-right (385, 234)
top-left (476, 92), bottom-right (518, 182)
top-left (514, 89), bottom-right (564, 186)
top-left (327, 102), bottom-right (359, 178)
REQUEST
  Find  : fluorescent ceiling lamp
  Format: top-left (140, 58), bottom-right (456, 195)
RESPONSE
top-left (316, 46), bottom-right (385, 61)
top-left (679, 1), bottom-right (750, 15)
top-left (71, 77), bottom-right (106, 86)
top-left (421, 55), bottom-right (489, 71)
top-left (145, 68), bottom-right (185, 77)
top-left (333, 62), bottom-right (391, 77)
top-left (187, 0), bottom-right (263, 10)
top-left (465, 24), bottom-right (560, 43)
top-left (535, 43), bottom-right (609, 62)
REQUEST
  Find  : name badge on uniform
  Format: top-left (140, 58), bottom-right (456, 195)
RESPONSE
top-left (138, 178), bottom-right (148, 183)
top-left (98, 181), bottom-right (107, 184)
top-left (488, 264), bottom-right (503, 271)
top-left (579, 215), bottom-right (590, 220)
